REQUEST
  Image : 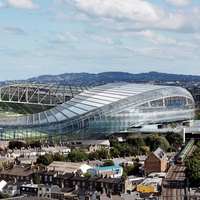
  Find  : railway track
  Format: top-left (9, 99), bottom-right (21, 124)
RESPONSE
top-left (162, 165), bottom-right (186, 200)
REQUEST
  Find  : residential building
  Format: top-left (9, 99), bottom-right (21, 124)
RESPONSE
top-left (20, 184), bottom-right (38, 197)
top-left (2, 182), bottom-right (22, 197)
top-left (144, 147), bottom-right (167, 175)
top-left (87, 166), bottom-right (123, 178)
top-left (38, 184), bottom-right (60, 198)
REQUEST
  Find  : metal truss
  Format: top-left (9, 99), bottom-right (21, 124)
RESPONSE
top-left (0, 84), bottom-right (92, 106)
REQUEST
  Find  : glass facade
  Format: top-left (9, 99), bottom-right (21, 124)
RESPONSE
top-left (0, 83), bottom-right (195, 140)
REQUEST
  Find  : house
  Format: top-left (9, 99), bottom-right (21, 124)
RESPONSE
top-left (0, 141), bottom-right (9, 149)
top-left (51, 187), bottom-right (78, 200)
top-left (0, 163), bottom-right (37, 183)
top-left (38, 184), bottom-right (60, 198)
top-left (18, 156), bottom-right (37, 165)
top-left (87, 166), bottom-right (123, 178)
top-left (144, 147), bottom-right (167, 175)
top-left (20, 184), bottom-right (38, 197)
top-left (136, 177), bottom-right (162, 194)
top-left (47, 161), bottom-right (92, 174)
top-left (73, 188), bottom-right (99, 200)
top-left (2, 182), bottom-right (22, 196)
top-left (0, 180), bottom-right (7, 192)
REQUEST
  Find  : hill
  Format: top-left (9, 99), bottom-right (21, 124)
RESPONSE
top-left (2, 71), bottom-right (200, 86)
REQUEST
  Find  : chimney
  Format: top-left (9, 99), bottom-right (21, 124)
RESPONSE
top-left (107, 193), bottom-right (112, 199)
top-left (75, 184), bottom-right (78, 190)
top-left (102, 188), bottom-right (106, 194)
top-left (13, 161), bottom-right (16, 168)
top-left (85, 195), bottom-right (90, 200)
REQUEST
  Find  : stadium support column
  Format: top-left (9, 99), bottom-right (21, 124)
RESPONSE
top-left (182, 128), bottom-right (185, 143)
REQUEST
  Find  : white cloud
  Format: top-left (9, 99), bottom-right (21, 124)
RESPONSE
top-left (55, 32), bottom-right (78, 43)
top-left (167, 0), bottom-right (191, 6)
top-left (0, 1), bottom-right (6, 8)
top-left (88, 34), bottom-right (117, 45)
top-left (0, 27), bottom-right (26, 35)
top-left (195, 34), bottom-right (200, 40)
top-left (7, 0), bottom-right (39, 9)
top-left (133, 30), bottom-right (194, 47)
top-left (71, 0), bottom-right (159, 22)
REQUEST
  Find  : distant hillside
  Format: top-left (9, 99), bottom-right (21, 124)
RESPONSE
top-left (2, 71), bottom-right (200, 86)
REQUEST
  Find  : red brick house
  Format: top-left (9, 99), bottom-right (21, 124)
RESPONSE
top-left (144, 147), bottom-right (167, 175)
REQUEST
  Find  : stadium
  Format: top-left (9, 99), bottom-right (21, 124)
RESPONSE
top-left (0, 83), bottom-right (195, 141)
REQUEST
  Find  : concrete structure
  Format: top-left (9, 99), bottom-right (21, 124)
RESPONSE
top-left (0, 83), bottom-right (195, 140)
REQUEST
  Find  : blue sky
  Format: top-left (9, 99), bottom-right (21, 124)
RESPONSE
top-left (0, 0), bottom-right (200, 81)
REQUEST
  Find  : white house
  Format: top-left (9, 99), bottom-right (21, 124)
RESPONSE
top-left (0, 180), bottom-right (7, 192)
top-left (2, 183), bottom-right (21, 197)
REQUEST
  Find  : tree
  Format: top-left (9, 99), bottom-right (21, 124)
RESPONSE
top-left (33, 174), bottom-right (41, 184)
top-left (109, 135), bottom-right (120, 147)
top-left (68, 150), bottom-right (88, 162)
top-left (110, 148), bottom-right (120, 158)
top-left (126, 136), bottom-right (145, 148)
top-left (30, 141), bottom-right (42, 148)
top-left (0, 192), bottom-right (10, 199)
top-left (53, 153), bottom-right (67, 161)
top-left (36, 153), bottom-right (53, 166)
top-left (97, 148), bottom-right (110, 159)
top-left (165, 132), bottom-right (183, 150)
top-left (185, 141), bottom-right (200, 187)
top-left (8, 140), bottom-right (25, 149)
top-left (88, 151), bottom-right (99, 160)
top-left (103, 160), bottom-right (115, 166)
top-left (145, 133), bottom-right (170, 151)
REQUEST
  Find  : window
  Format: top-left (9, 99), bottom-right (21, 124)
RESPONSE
top-left (45, 176), bottom-right (47, 181)
top-left (49, 176), bottom-right (52, 182)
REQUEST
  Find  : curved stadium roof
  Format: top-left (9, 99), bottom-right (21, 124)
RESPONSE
top-left (0, 83), bottom-right (195, 140)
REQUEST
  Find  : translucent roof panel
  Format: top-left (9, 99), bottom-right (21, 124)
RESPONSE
top-left (0, 83), bottom-right (195, 128)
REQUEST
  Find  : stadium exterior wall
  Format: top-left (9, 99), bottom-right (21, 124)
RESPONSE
top-left (0, 83), bottom-right (195, 140)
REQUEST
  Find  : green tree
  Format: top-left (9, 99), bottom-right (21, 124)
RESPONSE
top-left (126, 136), bottom-right (145, 148)
top-left (103, 160), bottom-right (115, 166)
top-left (88, 151), bottom-right (99, 160)
top-left (33, 174), bottom-right (41, 184)
top-left (53, 152), bottom-right (67, 161)
top-left (109, 135), bottom-right (120, 147)
top-left (68, 150), bottom-right (88, 162)
top-left (97, 148), bottom-right (110, 159)
top-left (185, 158), bottom-right (200, 187)
top-left (0, 192), bottom-right (10, 199)
top-left (165, 132), bottom-right (183, 150)
top-left (36, 153), bottom-right (53, 166)
top-left (145, 133), bottom-right (170, 151)
top-left (110, 147), bottom-right (120, 158)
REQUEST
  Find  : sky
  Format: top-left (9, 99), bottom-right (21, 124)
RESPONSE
top-left (1, 0), bottom-right (200, 81)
